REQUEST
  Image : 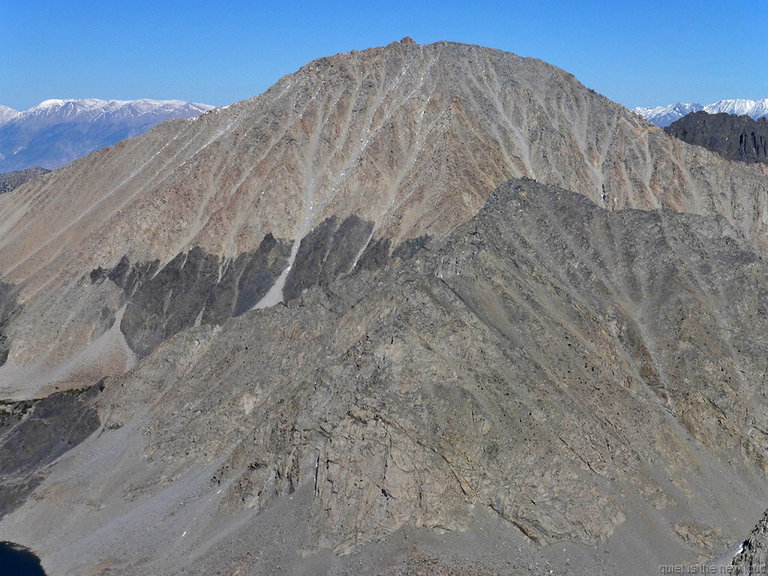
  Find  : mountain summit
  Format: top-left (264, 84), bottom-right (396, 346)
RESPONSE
top-left (0, 39), bottom-right (768, 576)
top-left (0, 98), bottom-right (213, 171)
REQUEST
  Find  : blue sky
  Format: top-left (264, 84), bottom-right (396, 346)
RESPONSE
top-left (1, 1), bottom-right (766, 111)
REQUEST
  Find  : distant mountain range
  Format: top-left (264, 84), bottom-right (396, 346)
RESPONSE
top-left (0, 99), bottom-right (213, 172)
top-left (635, 99), bottom-right (768, 127)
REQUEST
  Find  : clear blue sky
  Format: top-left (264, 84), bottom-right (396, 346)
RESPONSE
top-left (1, 0), bottom-right (766, 111)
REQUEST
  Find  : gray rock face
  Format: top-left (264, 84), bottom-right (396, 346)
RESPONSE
top-left (0, 283), bottom-right (19, 367)
top-left (4, 178), bottom-right (768, 575)
top-left (104, 236), bottom-right (291, 358)
top-left (666, 111), bottom-right (768, 164)
top-left (284, 215), bottom-right (374, 302)
top-left (731, 510), bottom-right (768, 575)
top-left (0, 383), bottom-right (101, 520)
top-left (100, 216), bottom-right (384, 359)
top-left (0, 167), bottom-right (50, 195)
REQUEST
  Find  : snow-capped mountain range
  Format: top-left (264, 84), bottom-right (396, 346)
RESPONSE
top-left (0, 98), bottom-right (213, 172)
top-left (635, 99), bottom-right (768, 127)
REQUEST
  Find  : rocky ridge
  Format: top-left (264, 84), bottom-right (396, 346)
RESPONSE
top-left (0, 167), bottom-right (50, 195)
top-left (665, 111), bottom-right (768, 164)
top-left (5, 177), bottom-right (768, 575)
top-left (732, 510), bottom-right (768, 575)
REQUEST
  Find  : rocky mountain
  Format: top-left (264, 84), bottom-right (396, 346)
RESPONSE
top-left (1, 38), bottom-right (768, 576)
top-left (0, 99), bottom-right (213, 172)
top-left (0, 167), bottom-right (50, 195)
top-left (635, 99), bottom-right (768, 127)
top-left (665, 111), bottom-right (768, 164)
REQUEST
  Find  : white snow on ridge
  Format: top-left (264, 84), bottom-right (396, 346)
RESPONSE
top-left (634, 103), bottom-right (703, 127)
top-left (636, 98), bottom-right (768, 127)
top-left (0, 105), bottom-right (20, 125)
top-left (704, 98), bottom-right (768, 119)
top-left (14, 99), bottom-right (214, 124)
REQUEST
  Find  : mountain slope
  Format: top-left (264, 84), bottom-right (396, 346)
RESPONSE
top-left (665, 111), bottom-right (768, 164)
top-left (0, 106), bottom-right (19, 125)
top-left (1, 39), bottom-right (766, 383)
top-left (5, 178), bottom-right (768, 575)
top-left (0, 99), bottom-right (213, 172)
top-left (0, 39), bottom-right (768, 576)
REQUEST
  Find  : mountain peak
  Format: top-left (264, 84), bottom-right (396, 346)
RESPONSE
top-left (0, 105), bottom-right (19, 125)
top-left (35, 98), bottom-right (68, 109)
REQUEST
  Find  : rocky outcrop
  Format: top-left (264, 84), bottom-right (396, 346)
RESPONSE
top-left (0, 283), bottom-right (20, 367)
top-left (283, 215), bottom-right (375, 302)
top-left (731, 510), bottom-right (768, 575)
top-left (102, 236), bottom-right (291, 358)
top-left (0, 168), bottom-right (50, 195)
top-left (96, 215), bottom-right (386, 359)
top-left (0, 382), bottom-right (101, 521)
top-left (666, 111), bottom-right (768, 164)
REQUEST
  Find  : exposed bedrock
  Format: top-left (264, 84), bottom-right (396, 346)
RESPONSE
top-left (283, 215), bottom-right (374, 302)
top-left (732, 507), bottom-right (768, 575)
top-left (0, 167), bottom-right (50, 195)
top-left (0, 283), bottom-right (20, 368)
top-left (666, 111), bottom-right (768, 164)
top-left (0, 382), bottom-right (101, 520)
top-left (97, 233), bottom-right (291, 358)
top-left (99, 215), bottom-right (408, 358)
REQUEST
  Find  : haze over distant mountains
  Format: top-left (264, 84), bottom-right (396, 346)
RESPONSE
top-left (0, 99), bottom-right (213, 172)
top-left (636, 99), bottom-right (768, 127)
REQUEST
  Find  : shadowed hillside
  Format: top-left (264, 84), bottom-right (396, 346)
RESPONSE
top-left (666, 110), bottom-right (768, 164)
